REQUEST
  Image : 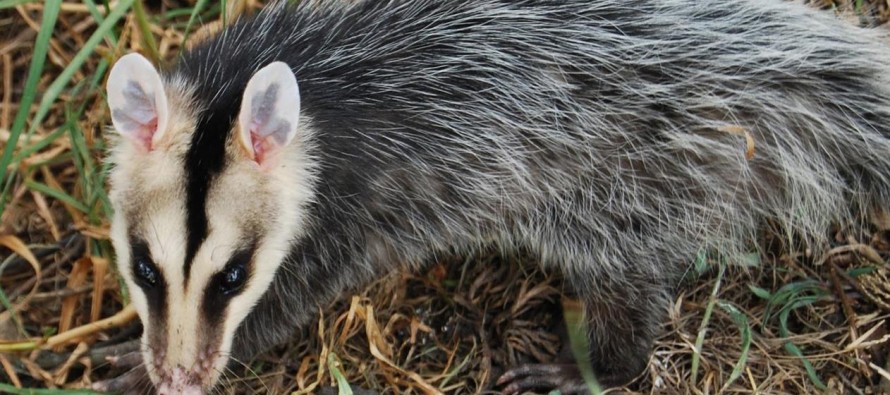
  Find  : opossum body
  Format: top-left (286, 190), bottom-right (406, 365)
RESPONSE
top-left (104, 0), bottom-right (890, 393)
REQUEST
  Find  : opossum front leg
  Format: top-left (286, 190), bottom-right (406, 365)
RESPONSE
top-left (498, 270), bottom-right (668, 393)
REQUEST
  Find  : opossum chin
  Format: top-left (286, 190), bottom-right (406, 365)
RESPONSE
top-left (142, 325), bottom-right (231, 393)
top-left (153, 367), bottom-right (208, 395)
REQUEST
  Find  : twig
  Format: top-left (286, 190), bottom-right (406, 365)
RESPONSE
top-left (34, 339), bottom-right (140, 370)
top-left (829, 261), bottom-right (863, 373)
top-left (45, 305), bottom-right (137, 348)
top-left (0, 353), bottom-right (22, 388)
top-left (29, 283), bottom-right (95, 301)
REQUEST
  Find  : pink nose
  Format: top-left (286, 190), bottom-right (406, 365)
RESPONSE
top-left (156, 367), bottom-right (203, 395)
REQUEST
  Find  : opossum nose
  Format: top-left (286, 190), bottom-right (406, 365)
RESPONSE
top-left (157, 366), bottom-right (203, 395)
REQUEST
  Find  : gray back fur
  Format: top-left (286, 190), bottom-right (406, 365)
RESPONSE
top-left (170, 0), bottom-right (890, 359)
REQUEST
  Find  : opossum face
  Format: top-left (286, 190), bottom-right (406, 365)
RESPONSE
top-left (105, 54), bottom-right (314, 393)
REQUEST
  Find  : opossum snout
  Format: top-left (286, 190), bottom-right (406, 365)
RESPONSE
top-left (156, 366), bottom-right (203, 395)
top-left (150, 342), bottom-right (224, 394)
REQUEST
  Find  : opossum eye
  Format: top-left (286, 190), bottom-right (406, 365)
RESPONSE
top-left (216, 249), bottom-right (252, 296)
top-left (219, 264), bottom-right (247, 295)
top-left (134, 256), bottom-right (159, 288)
top-left (130, 241), bottom-right (160, 289)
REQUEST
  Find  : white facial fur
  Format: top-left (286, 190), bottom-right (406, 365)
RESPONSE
top-left (107, 54), bottom-right (316, 391)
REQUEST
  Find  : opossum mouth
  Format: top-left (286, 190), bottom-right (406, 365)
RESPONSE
top-left (147, 341), bottom-right (227, 394)
top-left (156, 370), bottom-right (203, 395)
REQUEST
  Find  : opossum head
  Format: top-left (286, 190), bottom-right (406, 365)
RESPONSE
top-left (105, 53), bottom-right (314, 393)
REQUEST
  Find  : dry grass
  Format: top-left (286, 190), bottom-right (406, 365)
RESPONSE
top-left (2, 0), bottom-right (890, 394)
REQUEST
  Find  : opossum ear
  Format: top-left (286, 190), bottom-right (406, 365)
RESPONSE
top-left (237, 61), bottom-right (301, 165)
top-left (106, 53), bottom-right (169, 151)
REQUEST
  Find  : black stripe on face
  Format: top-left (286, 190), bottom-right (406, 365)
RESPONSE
top-left (182, 98), bottom-right (241, 282)
top-left (129, 238), bottom-right (168, 324)
top-left (201, 243), bottom-right (256, 327)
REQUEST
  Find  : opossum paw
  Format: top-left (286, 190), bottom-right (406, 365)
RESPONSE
top-left (497, 363), bottom-right (590, 395)
top-left (91, 362), bottom-right (151, 394)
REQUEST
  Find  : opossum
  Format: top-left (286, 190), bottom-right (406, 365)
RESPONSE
top-left (101, 0), bottom-right (890, 393)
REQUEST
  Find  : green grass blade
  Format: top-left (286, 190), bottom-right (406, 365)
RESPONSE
top-left (0, 270), bottom-right (25, 336)
top-left (96, 159), bottom-right (115, 219)
top-left (0, 0), bottom-right (62, 215)
top-left (65, 110), bottom-right (90, 211)
top-left (691, 262), bottom-right (725, 383)
top-left (718, 301), bottom-right (751, 391)
top-left (164, 6), bottom-right (201, 19)
top-left (327, 352), bottom-right (354, 395)
top-left (87, 59), bottom-right (112, 95)
top-left (782, 340), bottom-right (826, 390)
top-left (83, 0), bottom-right (119, 46)
top-left (181, 0), bottom-right (210, 48)
top-left (24, 179), bottom-right (89, 213)
top-left (847, 267), bottom-right (874, 277)
top-left (65, 108), bottom-right (109, 225)
top-left (762, 280), bottom-right (830, 391)
top-left (761, 280), bottom-right (823, 324)
top-left (132, 0), bottom-right (160, 62)
top-left (0, 0), bottom-right (34, 9)
top-left (748, 285), bottom-right (772, 300)
top-left (9, 127), bottom-right (67, 164)
top-left (0, 383), bottom-right (104, 395)
top-left (777, 297), bottom-right (828, 390)
top-left (564, 300), bottom-right (604, 394)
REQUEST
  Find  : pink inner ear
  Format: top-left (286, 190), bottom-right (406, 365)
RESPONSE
top-left (137, 117), bottom-right (158, 151)
top-left (251, 129), bottom-right (275, 164)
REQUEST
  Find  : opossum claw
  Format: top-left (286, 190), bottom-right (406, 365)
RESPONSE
top-left (498, 363), bottom-right (590, 395)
